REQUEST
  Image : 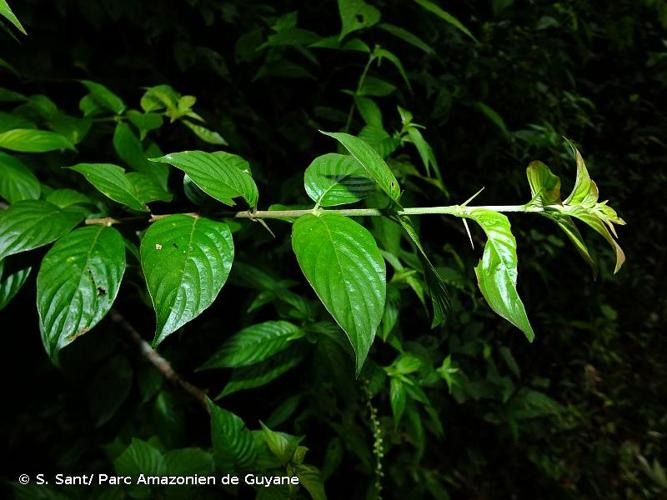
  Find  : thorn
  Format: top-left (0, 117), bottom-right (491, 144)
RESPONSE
top-left (256, 218), bottom-right (276, 238)
top-left (462, 186), bottom-right (485, 206)
top-left (247, 208), bottom-right (276, 238)
top-left (462, 219), bottom-right (475, 249)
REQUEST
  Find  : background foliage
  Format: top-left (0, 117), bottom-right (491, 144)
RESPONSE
top-left (1, 0), bottom-right (666, 498)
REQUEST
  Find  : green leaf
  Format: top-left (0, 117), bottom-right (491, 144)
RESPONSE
top-left (0, 152), bottom-right (40, 203)
top-left (218, 348), bottom-right (305, 398)
top-left (320, 131), bottom-right (401, 203)
top-left (374, 47), bottom-right (411, 89)
top-left (354, 96), bottom-right (383, 126)
top-left (390, 377), bottom-right (407, 425)
top-left (0, 261), bottom-right (31, 310)
top-left (525, 160), bottom-right (595, 271)
top-left (126, 172), bottom-right (172, 203)
top-left (37, 226), bottom-right (126, 361)
top-left (164, 449), bottom-right (214, 475)
top-left (567, 205), bottom-right (626, 273)
top-left (544, 144), bottom-right (625, 273)
top-left (465, 209), bottom-right (534, 341)
top-left (0, 200), bottom-right (84, 260)
top-left (405, 126), bottom-right (438, 178)
top-left (45, 189), bottom-right (93, 209)
top-left (0, 129), bottom-right (74, 153)
top-left (126, 110), bottom-right (163, 140)
top-left (378, 23), bottom-right (435, 54)
top-left (294, 464), bottom-right (328, 500)
top-left (526, 160), bottom-right (561, 206)
top-left (87, 355), bottom-right (133, 426)
top-left (304, 153), bottom-right (375, 207)
top-left (140, 215), bottom-right (234, 345)
top-left (475, 102), bottom-right (509, 135)
top-left (260, 423), bottom-right (301, 465)
top-left (140, 84), bottom-right (180, 114)
top-left (0, 112), bottom-right (35, 132)
top-left (337, 0), bottom-right (381, 40)
top-left (113, 122), bottom-right (169, 190)
top-left (543, 212), bottom-right (595, 271)
top-left (0, 87), bottom-right (26, 102)
top-left (292, 214), bottom-right (385, 373)
top-left (151, 151), bottom-right (259, 208)
top-left (201, 320), bottom-right (303, 370)
top-left (182, 120), bottom-right (229, 145)
top-left (357, 76), bottom-right (397, 97)
top-left (396, 216), bottom-right (450, 326)
top-left (413, 0), bottom-right (478, 43)
top-left (68, 163), bottom-right (149, 212)
top-left (81, 80), bottom-right (125, 115)
top-left (209, 401), bottom-right (258, 471)
top-left (114, 439), bottom-right (165, 477)
top-left (564, 144), bottom-right (597, 206)
top-left (0, 0), bottom-right (26, 35)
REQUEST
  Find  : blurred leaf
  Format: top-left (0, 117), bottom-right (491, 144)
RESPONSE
top-left (0, 0), bottom-right (26, 34)
top-left (413, 0), bottom-right (477, 42)
top-left (337, 0), bottom-right (381, 40)
top-left (0, 152), bottom-right (40, 203)
top-left (201, 321), bottom-right (303, 369)
top-left (0, 129), bottom-right (74, 153)
top-left (81, 80), bottom-right (125, 115)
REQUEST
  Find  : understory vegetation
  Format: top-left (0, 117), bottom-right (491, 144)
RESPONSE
top-left (1, 1), bottom-right (665, 499)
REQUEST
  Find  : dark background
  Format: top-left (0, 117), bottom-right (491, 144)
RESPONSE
top-left (1, 0), bottom-right (666, 498)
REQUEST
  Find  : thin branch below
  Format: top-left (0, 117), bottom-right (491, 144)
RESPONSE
top-left (110, 309), bottom-right (210, 414)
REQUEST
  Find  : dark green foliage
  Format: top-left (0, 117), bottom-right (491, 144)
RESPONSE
top-left (1, 1), bottom-right (665, 499)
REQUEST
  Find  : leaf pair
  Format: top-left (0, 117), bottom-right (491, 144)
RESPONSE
top-left (527, 144), bottom-right (626, 274)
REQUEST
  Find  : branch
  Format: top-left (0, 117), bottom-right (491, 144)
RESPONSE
top-left (109, 309), bottom-right (210, 414)
top-left (86, 204), bottom-right (549, 225)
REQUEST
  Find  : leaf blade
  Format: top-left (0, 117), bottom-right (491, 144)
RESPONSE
top-left (0, 200), bottom-right (84, 260)
top-left (140, 215), bottom-right (234, 345)
top-left (152, 151), bottom-right (258, 208)
top-left (0, 129), bottom-right (74, 153)
top-left (201, 320), bottom-right (302, 369)
top-left (292, 214), bottom-right (385, 373)
top-left (37, 225), bottom-right (126, 360)
top-left (320, 131), bottom-right (401, 203)
top-left (466, 209), bottom-right (534, 341)
top-left (304, 153), bottom-right (375, 207)
top-left (68, 163), bottom-right (149, 212)
top-left (0, 152), bottom-right (41, 203)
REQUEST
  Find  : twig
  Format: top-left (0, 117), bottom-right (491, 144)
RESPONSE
top-left (85, 204), bottom-right (551, 225)
top-left (109, 309), bottom-right (210, 414)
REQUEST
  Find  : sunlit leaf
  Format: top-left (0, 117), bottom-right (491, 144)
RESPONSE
top-left (465, 208), bottom-right (534, 341)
